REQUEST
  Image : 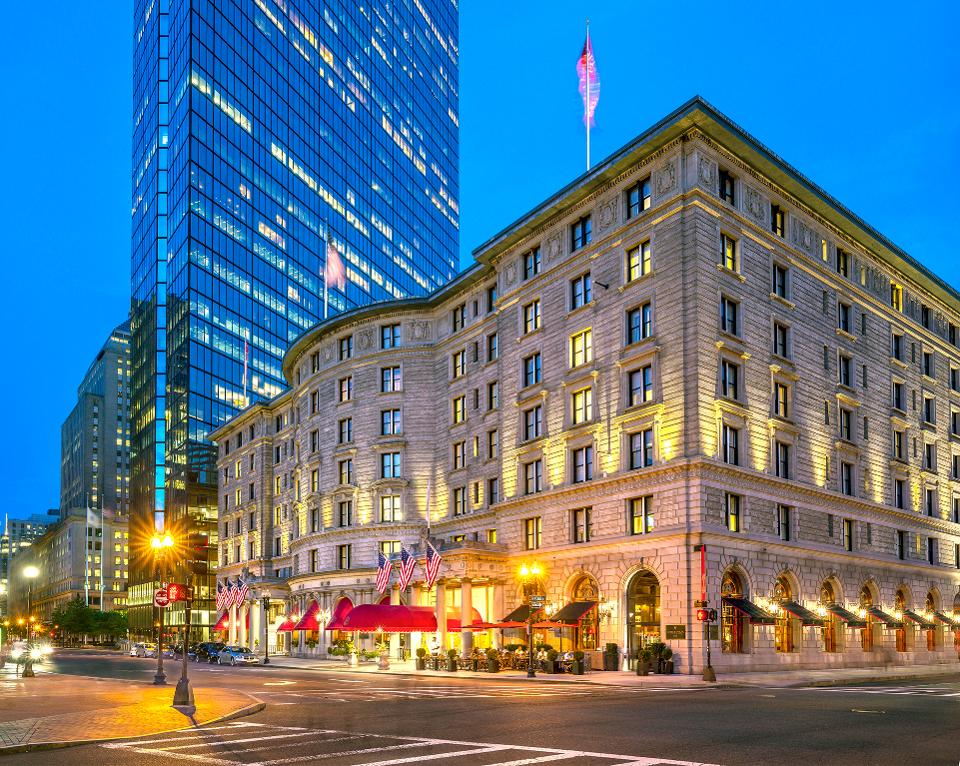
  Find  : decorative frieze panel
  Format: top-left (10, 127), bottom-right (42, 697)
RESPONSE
top-left (791, 218), bottom-right (818, 256)
top-left (744, 185), bottom-right (766, 224)
top-left (654, 158), bottom-right (677, 199)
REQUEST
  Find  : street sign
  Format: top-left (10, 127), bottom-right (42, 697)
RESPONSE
top-left (154, 588), bottom-right (170, 608)
top-left (529, 594), bottom-right (546, 609)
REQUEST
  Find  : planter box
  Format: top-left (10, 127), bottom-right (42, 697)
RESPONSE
top-left (603, 653), bottom-right (619, 671)
top-left (415, 658), bottom-right (426, 670)
top-left (571, 660), bottom-right (585, 675)
top-left (446, 659), bottom-right (458, 672)
top-left (486, 659), bottom-right (500, 673)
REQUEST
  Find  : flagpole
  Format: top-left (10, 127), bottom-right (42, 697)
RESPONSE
top-left (243, 338), bottom-right (249, 407)
top-left (585, 19), bottom-right (591, 171)
top-left (99, 504), bottom-right (105, 611)
top-left (84, 494), bottom-right (90, 607)
top-left (322, 220), bottom-right (329, 320)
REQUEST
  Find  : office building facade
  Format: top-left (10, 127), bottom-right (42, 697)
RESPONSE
top-left (0, 513), bottom-right (56, 619)
top-left (129, 0), bottom-right (459, 635)
top-left (211, 98), bottom-right (960, 672)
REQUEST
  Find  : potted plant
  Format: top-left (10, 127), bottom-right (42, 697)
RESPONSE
top-left (603, 642), bottom-right (619, 671)
top-left (377, 640), bottom-right (390, 670)
top-left (647, 641), bottom-right (667, 673)
top-left (636, 648), bottom-right (652, 676)
top-left (291, 636), bottom-right (300, 651)
top-left (662, 645), bottom-right (674, 674)
top-left (486, 647), bottom-right (500, 673)
top-left (415, 647), bottom-right (428, 671)
top-left (446, 648), bottom-right (458, 672)
top-left (571, 650), bottom-right (586, 675)
top-left (544, 648), bottom-right (559, 674)
top-left (306, 637), bottom-right (318, 650)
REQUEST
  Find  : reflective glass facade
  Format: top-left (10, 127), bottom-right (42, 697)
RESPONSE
top-left (129, 0), bottom-right (459, 634)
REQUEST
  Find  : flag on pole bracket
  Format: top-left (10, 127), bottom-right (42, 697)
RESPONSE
top-left (577, 22), bottom-right (600, 169)
top-left (376, 551), bottom-right (393, 594)
top-left (397, 546), bottom-right (417, 591)
top-left (234, 576), bottom-right (249, 606)
top-left (424, 540), bottom-right (443, 589)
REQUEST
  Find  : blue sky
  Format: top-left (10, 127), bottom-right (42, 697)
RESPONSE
top-left (1, 2), bottom-right (957, 515)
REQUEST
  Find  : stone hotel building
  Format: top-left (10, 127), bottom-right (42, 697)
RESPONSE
top-left (210, 97), bottom-right (960, 674)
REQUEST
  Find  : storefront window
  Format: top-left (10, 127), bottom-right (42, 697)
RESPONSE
top-left (894, 590), bottom-right (907, 652)
top-left (859, 585), bottom-right (875, 651)
top-left (626, 570), bottom-right (660, 661)
top-left (773, 577), bottom-right (795, 653)
top-left (720, 571), bottom-right (745, 653)
top-left (572, 576), bottom-right (599, 651)
top-left (925, 592), bottom-right (938, 650)
top-left (819, 581), bottom-right (839, 653)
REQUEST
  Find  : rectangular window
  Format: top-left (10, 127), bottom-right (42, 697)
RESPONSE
top-left (310, 351), bottom-right (320, 373)
top-left (842, 519), bottom-right (854, 551)
top-left (924, 442), bottom-right (937, 471)
top-left (720, 360), bottom-right (740, 400)
top-left (923, 351), bottom-right (935, 377)
top-left (487, 333), bottom-right (499, 361)
top-left (838, 303), bottom-right (851, 333)
top-left (770, 204), bottom-right (785, 237)
top-left (836, 248), bottom-right (850, 278)
top-left (720, 296), bottom-right (740, 336)
top-left (571, 215), bottom-right (592, 250)
top-left (926, 488), bottom-right (937, 517)
top-left (379, 540), bottom-right (401, 557)
top-left (449, 486), bottom-right (466, 516)
top-left (629, 428), bottom-right (655, 469)
top-left (571, 273), bottom-right (592, 309)
top-left (338, 376), bottom-right (353, 402)
top-left (381, 409), bottom-right (402, 435)
top-left (841, 462), bottom-right (854, 496)
top-left (452, 350), bottom-right (466, 378)
top-left (776, 505), bottom-right (791, 541)
top-left (339, 335), bottom-right (353, 360)
top-left (452, 396), bottom-right (466, 424)
top-left (838, 354), bottom-right (852, 387)
top-left (523, 459), bottom-right (543, 494)
top-left (452, 303), bottom-right (466, 332)
top-left (523, 353), bottom-right (542, 387)
top-left (773, 322), bottom-right (789, 358)
top-left (380, 452), bottom-right (401, 479)
top-left (719, 170), bottom-right (736, 205)
top-left (487, 429), bottom-right (499, 458)
top-left (452, 441), bottom-right (466, 470)
top-left (338, 500), bottom-right (353, 527)
top-left (523, 516), bottom-right (542, 550)
top-left (722, 424), bottom-right (740, 466)
top-left (572, 445), bottom-right (593, 483)
top-left (924, 396), bottom-right (936, 424)
top-left (626, 241), bottom-right (651, 281)
top-left (890, 283), bottom-right (903, 312)
top-left (523, 300), bottom-right (541, 334)
top-left (772, 263), bottom-right (789, 299)
top-left (572, 507), bottom-right (592, 543)
top-left (775, 441), bottom-right (791, 479)
top-left (629, 496), bottom-right (654, 534)
top-left (626, 177), bottom-right (651, 218)
top-left (380, 324), bottom-right (401, 349)
top-left (310, 429), bottom-right (319, 453)
top-left (487, 381), bottom-right (499, 410)
top-left (725, 493), bottom-right (741, 532)
top-left (896, 530), bottom-right (906, 560)
top-left (336, 544), bottom-right (352, 570)
top-left (839, 408), bottom-right (853, 441)
top-left (310, 469), bottom-right (319, 493)
top-left (523, 405), bottom-right (543, 440)
top-left (720, 233), bottom-right (738, 272)
top-left (570, 329), bottom-right (593, 368)
top-left (523, 247), bottom-right (542, 280)
top-left (951, 368), bottom-right (960, 393)
top-left (629, 365), bottom-right (654, 406)
top-left (774, 382), bottom-right (790, 418)
top-left (571, 387), bottom-right (593, 425)
top-left (381, 366), bottom-right (402, 392)
top-left (486, 284), bottom-right (498, 313)
top-left (487, 477), bottom-right (500, 505)
top-left (893, 430), bottom-right (905, 461)
top-left (380, 495), bottom-right (401, 522)
top-left (626, 303), bottom-right (653, 344)
top-left (894, 478), bottom-right (906, 510)
top-left (338, 459), bottom-right (353, 486)
top-left (892, 333), bottom-right (904, 361)
top-left (928, 537), bottom-right (938, 565)
top-left (338, 418), bottom-right (353, 444)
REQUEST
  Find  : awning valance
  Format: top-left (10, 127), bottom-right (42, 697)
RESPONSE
top-left (551, 601), bottom-right (598, 624)
top-left (722, 597), bottom-right (775, 625)
top-left (825, 604), bottom-right (866, 627)
top-left (902, 610), bottom-right (936, 629)
top-left (293, 601), bottom-right (320, 631)
top-left (340, 604), bottom-right (437, 633)
top-left (779, 600), bottom-right (824, 626)
top-left (502, 604), bottom-right (543, 623)
top-left (277, 615), bottom-right (298, 632)
top-left (866, 606), bottom-right (902, 628)
top-left (326, 597), bottom-right (354, 630)
top-left (934, 610), bottom-right (960, 627)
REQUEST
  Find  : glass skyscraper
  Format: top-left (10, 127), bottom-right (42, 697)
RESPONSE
top-left (129, 0), bottom-right (459, 634)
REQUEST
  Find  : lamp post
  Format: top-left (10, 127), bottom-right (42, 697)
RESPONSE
top-left (173, 574), bottom-right (194, 706)
top-left (151, 533), bottom-right (174, 685)
top-left (262, 595), bottom-right (271, 665)
top-left (518, 562), bottom-right (543, 679)
top-left (22, 566), bottom-right (39, 678)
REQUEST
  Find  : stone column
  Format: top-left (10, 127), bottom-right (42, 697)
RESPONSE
top-left (228, 603), bottom-right (238, 644)
top-left (410, 584), bottom-right (423, 655)
top-left (251, 597), bottom-right (262, 654)
top-left (240, 602), bottom-right (249, 647)
top-left (389, 585), bottom-right (402, 658)
top-left (492, 579), bottom-right (505, 649)
top-left (460, 578), bottom-right (473, 658)
top-left (435, 580), bottom-right (447, 650)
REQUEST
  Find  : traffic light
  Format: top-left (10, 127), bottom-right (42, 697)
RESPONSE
top-left (166, 583), bottom-right (189, 602)
top-left (696, 608), bottom-right (718, 622)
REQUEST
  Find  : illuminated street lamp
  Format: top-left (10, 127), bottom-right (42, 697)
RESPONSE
top-left (151, 533), bottom-right (175, 685)
top-left (518, 561), bottom-right (544, 679)
top-left (21, 565), bottom-right (40, 678)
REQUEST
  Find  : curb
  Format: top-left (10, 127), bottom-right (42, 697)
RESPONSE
top-left (0, 694), bottom-right (265, 757)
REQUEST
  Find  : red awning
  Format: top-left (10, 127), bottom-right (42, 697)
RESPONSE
top-left (341, 604), bottom-right (438, 633)
top-left (326, 597), bottom-right (354, 630)
top-left (213, 611), bottom-right (230, 631)
top-left (379, 594), bottom-right (391, 604)
top-left (532, 621), bottom-right (567, 629)
top-left (277, 614), bottom-right (299, 632)
top-left (293, 601), bottom-right (320, 631)
top-left (447, 607), bottom-right (484, 632)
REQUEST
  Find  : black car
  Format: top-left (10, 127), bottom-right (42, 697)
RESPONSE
top-left (194, 641), bottom-right (226, 663)
top-left (173, 643), bottom-right (198, 661)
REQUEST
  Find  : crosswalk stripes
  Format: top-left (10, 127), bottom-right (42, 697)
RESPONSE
top-left (101, 721), bottom-right (724, 766)
top-left (801, 684), bottom-right (960, 698)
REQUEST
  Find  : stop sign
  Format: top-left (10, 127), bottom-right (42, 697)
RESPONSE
top-left (154, 588), bottom-right (170, 608)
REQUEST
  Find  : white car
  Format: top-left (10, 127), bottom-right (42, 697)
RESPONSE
top-left (136, 642), bottom-right (158, 658)
top-left (129, 642), bottom-right (145, 657)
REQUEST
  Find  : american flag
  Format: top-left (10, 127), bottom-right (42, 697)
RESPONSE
top-left (576, 29), bottom-right (600, 126)
top-left (424, 540), bottom-right (442, 589)
top-left (325, 240), bottom-right (346, 291)
top-left (220, 579), bottom-right (234, 611)
top-left (234, 576), bottom-right (249, 606)
top-left (215, 580), bottom-right (226, 612)
top-left (375, 551), bottom-right (393, 594)
top-left (397, 546), bottom-right (417, 591)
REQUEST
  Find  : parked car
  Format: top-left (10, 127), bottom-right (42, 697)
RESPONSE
top-left (173, 644), bottom-right (198, 661)
top-left (194, 642), bottom-right (226, 663)
top-left (136, 642), bottom-right (158, 658)
top-left (129, 642), bottom-right (144, 657)
top-left (216, 646), bottom-right (260, 666)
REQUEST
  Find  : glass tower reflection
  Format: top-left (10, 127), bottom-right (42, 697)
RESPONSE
top-left (129, 0), bottom-right (459, 634)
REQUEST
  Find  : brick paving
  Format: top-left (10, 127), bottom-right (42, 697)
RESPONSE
top-left (0, 667), bottom-right (261, 751)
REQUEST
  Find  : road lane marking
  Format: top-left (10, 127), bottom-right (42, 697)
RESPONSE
top-left (160, 730), bottom-right (322, 750)
top-left (244, 741), bottom-right (444, 766)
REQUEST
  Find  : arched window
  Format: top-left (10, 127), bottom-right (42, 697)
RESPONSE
top-left (720, 571), bottom-right (745, 653)
top-left (894, 590), bottom-right (908, 652)
top-left (773, 576), bottom-right (795, 653)
top-left (820, 581), bottom-right (839, 653)
top-left (859, 585), bottom-right (875, 651)
top-left (626, 570), bottom-right (660, 660)
top-left (572, 575), bottom-right (599, 651)
top-left (925, 592), bottom-right (938, 651)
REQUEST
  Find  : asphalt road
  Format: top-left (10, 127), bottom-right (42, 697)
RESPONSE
top-left (5, 652), bottom-right (960, 765)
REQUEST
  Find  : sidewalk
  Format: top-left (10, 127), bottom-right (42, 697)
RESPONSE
top-left (262, 654), bottom-right (960, 688)
top-left (0, 666), bottom-right (263, 754)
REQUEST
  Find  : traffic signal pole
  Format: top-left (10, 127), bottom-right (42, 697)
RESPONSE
top-left (173, 576), bottom-right (194, 707)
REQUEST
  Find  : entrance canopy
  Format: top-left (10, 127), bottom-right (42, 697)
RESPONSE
top-left (340, 604), bottom-right (437, 633)
top-left (825, 603), bottom-right (866, 627)
top-left (501, 604), bottom-right (543, 623)
top-left (213, 611), bottom-right (230, 631)
top-left (866, 606), bottom-right (902, 628)
top-left (779, 600), bottom-right (823, 626)
top-left (934, 610), bottom-right (960, 627)
top-left (277, 614), bottom-right (299, 632)
top-left (902, 610), bottom-right (936, 629)
top-left (550, 601), bottom-right (597, 625)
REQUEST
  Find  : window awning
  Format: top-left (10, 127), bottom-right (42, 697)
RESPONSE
top-left (722, 597), bottom-right (775, 625)
top-left (550, 601), bottom-right (598, 624)
top-left (902, 610), bottom-right (936, 629)
top-left (447, 607), bottom-right (484, 632)
top-left (934, 610), bottom-right (960, 627)
top-left (277, 614), bottom-right (299, 632)
top-left (293, 601), bottom-right (321, 631)
top-left (502, 604), bottom-right (543, 623)
top-left (825, 604), bottom-right (866, 627)
top-left (532, 620), bottom-right (567, 629)
top-left (326, 597), bottom-right (354, 630)
top-left (866, 606), bottom-right (902, 628)
top-left (780, 601), bottom-right (824, 626)
top-left (340, 604), bottom-right (437, 633)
